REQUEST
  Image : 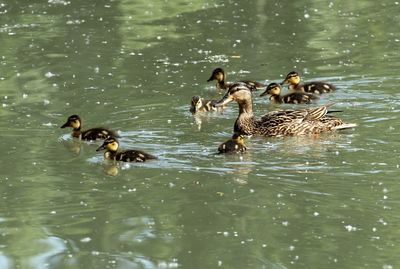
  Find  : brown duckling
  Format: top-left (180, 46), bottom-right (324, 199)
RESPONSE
top-left (260, 83), bottom-right (319, 104)
top-left (214, 84), bottom-right (356, 137)
top-left (190, 95), bottom-right (224, 113)
top-left (281, 71), bottom-right (336, 94)
top-left (218, 133), bottom-right (247, 154)
top-left (61, 114), bottom-right (119, 140)
top-left (207, 67), bottom-right (265, 91)
top-left (96, 136), bottom-right (157, 162)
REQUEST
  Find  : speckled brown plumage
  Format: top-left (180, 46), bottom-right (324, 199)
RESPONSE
top-left (215, 84), bottom-right (356, 137)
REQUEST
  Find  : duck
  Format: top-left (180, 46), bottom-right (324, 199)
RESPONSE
top-left (207, 67), bottom-right (265, 91)
top-left (260, 83), bottom-right (319, 104)
top-left (214, 84), bottom-right (356, 137)
top-left (96, 136), bottom-right (157, 162)
top-left (218, 133), bottom-right (247, 154)
top-left (61, 114), bottom-right (119, 140)
top-left (281, 71), bottom-right (336, 94)
top-left (190, 95), bottom-right (224, 113)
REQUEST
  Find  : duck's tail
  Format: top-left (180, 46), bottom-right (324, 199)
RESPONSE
top-left (334, 123), bottom-right (358, 130)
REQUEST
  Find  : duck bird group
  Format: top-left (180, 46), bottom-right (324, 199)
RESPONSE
top-left (282, 71), bottom-right (336, 94)
top-left (260, 82), bottom-right (319, 104)
top-left (61, 114), bottom-right (119, 141)
top-left (207, 67), bottom-right (265, 91)
top-left (214, 84), bottom-right (356, 137)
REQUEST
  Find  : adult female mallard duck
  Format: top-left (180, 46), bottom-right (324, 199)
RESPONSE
top-left (96, 136), bottom-right (157, 162)
top-left (260, 83), bottom-right (318, 104)
top-left (214, 84), bottom-right (356, 137)
top-left (207, 67), bottom-right (265, 91)
top-left (218, 133), bottom-right (247, 154)
top-left (281, 71), bottom-right (336, 94)
top-left (190, 95), bottom-right (224, 113)
top-left (61, 114), bottom-right (119, 140)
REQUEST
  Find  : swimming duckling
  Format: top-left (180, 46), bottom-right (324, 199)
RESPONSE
top-left (190, 95), bottom-right (224, 113)
top-left (214, 84), bottom-right (356, 137)
top-left (281, 71), bottom-right (336, 94)
top-left (218, 133), bottom-right (247, 154)
top-left (61, 114), bottom-right (119, 140)
top-left (96, 136), bottom-right (157, 162)
top-left (260, 83), bottom-right (319, 104)
top-left (207, 67), bottom-right (265, 91)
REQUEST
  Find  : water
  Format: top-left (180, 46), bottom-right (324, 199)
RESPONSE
top-left (1, 0), bottom-right (400, 268)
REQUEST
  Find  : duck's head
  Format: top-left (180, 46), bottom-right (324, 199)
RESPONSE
top-left (260, 83), bottom-right (282, 97)
top-left (191, 95), bottom-right (204, 113)
top-left (232, 133), bottom-right (245, 144)
top-left (282, 71), bottom-right (301, 85)
top-left (214, 84), bottom-right (252, 107)
top-left (207, 67), bottom-right (226, 82)
top-left (96, 136), bottom-right (119, 152)
top-left (61, 114), bottom-right (81, 130)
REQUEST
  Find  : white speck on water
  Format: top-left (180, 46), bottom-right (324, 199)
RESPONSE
top-left (282, 221), bottom-right (289, 226)
top-left (22, 93), bottom-right (28, 99)
top-left (289, 245), bottom-right (295, 251)
top-left (249, 189), bottom-right (255, 193)
top-left (262, 244), bottom-right (267, 248)
top-left (91, 251), bottom-right (100, 256)
top-left (383, 188), bottom-right (388, 193)
top-left (128, 188), bottom-right (136, 192)
top-left (217, 261), bottom-right (222, 266)
top-left (344, 225), bottom-right (357, 232)
top-left (45, 71), bottom-right (56, 78)
top-left (43, 99), bottom-right (50, 105)
top-left (50, 211), bottom-right (56, 214)
top-left (378, 218), bottom-right (387, 225)
top-left (313, 212), bottom-right (319, 216)
top-left (372, 227), bottom-right (377, 232)
top-left (167, 119), bottom-right (172, 123)
top-left (80, 237), bottom-right (91, 243)
top-left (304, 13), bottom-right (310, 19)
top-left (383, 265), bottom-right (393, 269)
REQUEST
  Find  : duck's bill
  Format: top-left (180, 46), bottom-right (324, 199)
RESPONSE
top-left (280, 79), bottom-right (288, 85)
top-left (214, 95), bottom-right (234, 107)
top-left (96, 143), bottom-right (107, 151)
top-left (60, 122), bottom-right (69, 128)
top-left (207, 76), bottom-right (214, 82)
top-left (259, 89), bottom-right (269, 97)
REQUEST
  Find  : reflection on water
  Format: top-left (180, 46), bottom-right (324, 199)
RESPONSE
top-left (1, 0), bottom-right (400, 268)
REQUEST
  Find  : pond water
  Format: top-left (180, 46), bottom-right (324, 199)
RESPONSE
top-left (1, 1), bottom-right (400, 268)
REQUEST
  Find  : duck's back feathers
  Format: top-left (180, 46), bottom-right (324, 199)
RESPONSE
top-left (297, 81), bottom-right (336, 94)
top-left (81, 128), bottom-right (119, 141)
top-left (113, 149), bottom-right (158, 162)
top-left (281, 91), bottom-right (319, 104)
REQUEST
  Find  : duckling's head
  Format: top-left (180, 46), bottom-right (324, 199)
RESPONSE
top-left (207, 67), bottom-right (225, 82)
top-left (96, 136), bottom-right (119, 152)
top-left (190, 95), bottom-right (204, 113)
top-left (214, 84), bottom-right (252, 107)
top-left (61, 114), bottom-right (81, 130)
top-left (260, 83), bottom-right (282, 97)
top-left (282, 71), bottom-right (301, 85)
top-left (232, 133), bottom-right (245, 144)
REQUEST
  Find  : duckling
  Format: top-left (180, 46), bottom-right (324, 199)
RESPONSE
top-left (260, 83), bottom-right (319, 104)
top-left (281, 71), bottom-right (336, 94)
top-left (207, 67), bottom-right (265, 91)
top-left (96, 136), bottom-right (157, 162)
top-left (190, 95), bottom-right (224, 113)
top-left (214, 84), bottom-right (356, 137)
top-left (218, 133), bottom-right (247, 154)
top-left (61, 114), bottom-right (119, 140)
